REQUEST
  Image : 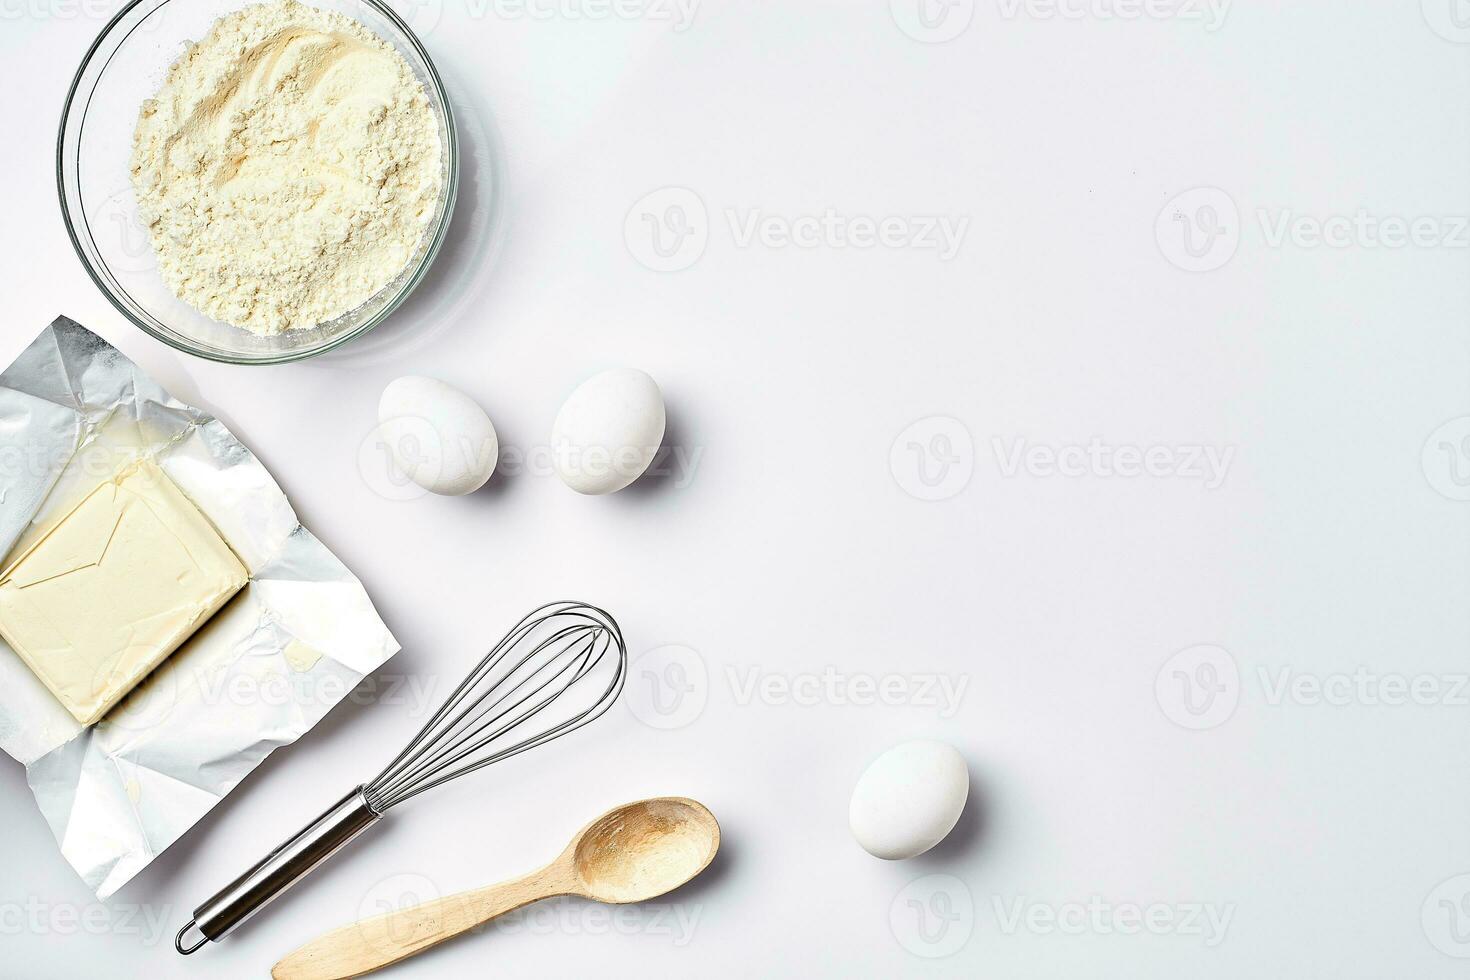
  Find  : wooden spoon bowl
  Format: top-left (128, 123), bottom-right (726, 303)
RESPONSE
top-left (572, 798), bottom-right (720, 903)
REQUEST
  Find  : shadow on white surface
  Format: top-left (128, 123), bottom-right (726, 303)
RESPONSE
top-left (613, 402), bottom-right (692, 502)
top-left (912, 768), bottom-right (988, 868)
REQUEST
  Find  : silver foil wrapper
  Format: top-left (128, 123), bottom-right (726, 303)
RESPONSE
top-left (0, 317), bottom-right (399, 898)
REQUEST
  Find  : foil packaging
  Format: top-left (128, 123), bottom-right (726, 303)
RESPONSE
top-left (0, 317), bottom-right (399, 898)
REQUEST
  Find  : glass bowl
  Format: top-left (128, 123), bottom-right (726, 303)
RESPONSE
top-left (57, 0), bottom-right (459, 364)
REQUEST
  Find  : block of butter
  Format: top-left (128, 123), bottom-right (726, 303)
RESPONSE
top-left (0, 458), bottom-right (248, 725)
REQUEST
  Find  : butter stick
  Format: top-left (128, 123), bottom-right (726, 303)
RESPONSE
top-left (0, 459), bottom-right (248, 725)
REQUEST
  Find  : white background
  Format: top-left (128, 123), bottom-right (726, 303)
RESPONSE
top-left (3, 0), bottom-right (1470, 977)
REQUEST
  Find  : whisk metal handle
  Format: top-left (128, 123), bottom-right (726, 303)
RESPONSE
top-left (175, 786), bottom-right (382, 954)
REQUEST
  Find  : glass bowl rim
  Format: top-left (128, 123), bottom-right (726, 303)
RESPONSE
top-left (55, 0), bottom-right (461, 366)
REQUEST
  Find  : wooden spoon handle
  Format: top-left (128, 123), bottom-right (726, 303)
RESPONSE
top-left (271, 869), bottom-right (566, 980)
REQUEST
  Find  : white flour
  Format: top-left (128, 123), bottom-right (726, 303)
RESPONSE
top-left (130, 0), bottom-right (442, 335)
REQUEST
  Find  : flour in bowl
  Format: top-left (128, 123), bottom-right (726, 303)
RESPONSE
top-left (130, 0), bottom-right (443, 336)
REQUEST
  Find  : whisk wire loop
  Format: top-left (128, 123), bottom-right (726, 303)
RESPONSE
top-left (365, 601), bottom-right (626, 811)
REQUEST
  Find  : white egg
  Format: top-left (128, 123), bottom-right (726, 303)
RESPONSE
top-left (377, 376), bottom-right (498, 496)
top-left (849, 740), bottom-right (968, 860)
top-left (551, 369), bottom-right (666, 495)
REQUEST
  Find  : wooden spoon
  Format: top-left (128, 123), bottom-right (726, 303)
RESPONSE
top-left (271, 797), bottom-right (720, 980)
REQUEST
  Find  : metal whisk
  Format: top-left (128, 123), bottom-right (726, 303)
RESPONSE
top-left (176, 601), bottom-right (627, 954)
